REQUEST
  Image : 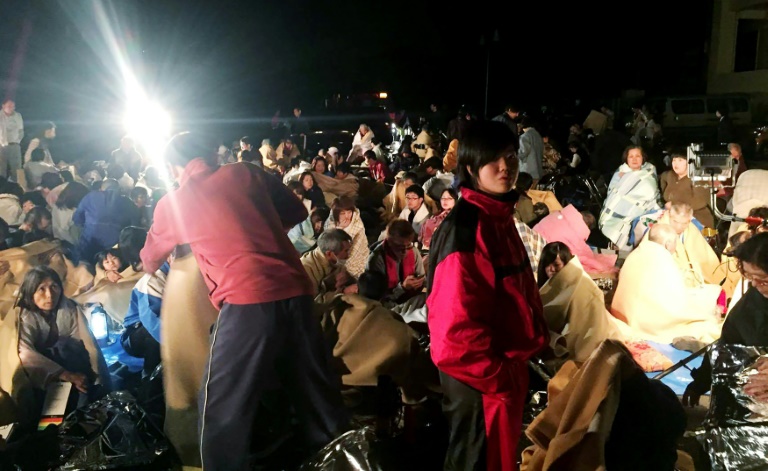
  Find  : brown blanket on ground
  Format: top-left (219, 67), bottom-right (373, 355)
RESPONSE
top-left (319, 294), bottom-right (438, 402)
top-left (162, 253), bottom-right (218, 468)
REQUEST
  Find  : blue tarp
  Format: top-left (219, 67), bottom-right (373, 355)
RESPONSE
top-left (645, 341), bottom-right (704, 395)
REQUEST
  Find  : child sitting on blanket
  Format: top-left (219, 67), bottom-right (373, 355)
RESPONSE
top-left (95, 248), bottom-right (125, 283)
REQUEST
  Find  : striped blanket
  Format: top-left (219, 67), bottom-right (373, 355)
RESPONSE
top-left (599, 163), bottom-right (660, 247)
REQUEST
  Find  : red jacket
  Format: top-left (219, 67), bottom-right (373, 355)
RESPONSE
top-left (367, 159), bottom-right (390, 182)
top-left (427, 187), bottom-right (549, 470)
top-left (140, 159), bottom-right (314, 309)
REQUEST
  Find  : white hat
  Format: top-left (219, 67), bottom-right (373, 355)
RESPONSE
top-left (327, 146), bottom-right (339, 156)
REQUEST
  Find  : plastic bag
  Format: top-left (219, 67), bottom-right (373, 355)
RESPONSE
top-left (57, 390), bottom-right (168, 470)
top-left (301, 427), bottom-right (382, 471)
top-left (698, 344), bottom-right (768, 470)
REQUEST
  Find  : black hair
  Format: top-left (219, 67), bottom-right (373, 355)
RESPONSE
top-left (59, 170), bottom-right (74, 183)
top-left (405, 184), bottom-right (424, 199)
top-left (441, 187), bottom-right (458, 201)
top-left (42, 121), bottom-right (56, 132)
top-left (310, 206), bottom-right (331, 226)
top-left (118, 226), bottom-right (148, 271)
top-left (23, 206), bottom-right (51, 229)
top-left (457, 121), bottom-right (518, 190)
top-left (336, 162), bottom-right (351, 175)
top-left (331, 196), bottom-right (356, 222)
top-left (21, 191), bottom-right (46, 209)
top-left (520, 116), bottom-right (535, 129)
top-left (22, 229), bottom-right (51, 245)
top-left (40, 172), bottom-right (63, 191)
top-left (358, 270), bottom-right (388, 301)
top-left (734, 232), bottom-right (768, 275)
top-left (240, 150), bottom-right (262, 165)
top-left (516, 172), bottom-right (534, 193)
top-left (537, 242), bottom-right (574, 288)
top-left (16, 266), bottom-right (63, 313)
top-left (423, 157), bottom-right (443, 171)
top-left (0, 181), bottom-right (22, 199)
top-left (240, 136), bottom-right (251, 146)
top-left (0, 218), bottom-right (9, 241)
top-left (56, 182), bottom-right (89, 209)
top-left (299, 171), bottom-right (317, 188)
top-left (165, 132), bottom-right (216, 168)
top-left (403, 172), bottom-right (419, 183)
top-left (107, 164), bottom-right (126, 179)
top-left (101, 179), bottom-right (120, 192)
top-left (290, 157), bottom-right (303, 168)
top-left (386, 219), bottom-right (417, 240)
top-left (130, 186), bottom-right (149, 201)
top-left (724, 231), bottom-right (752, 257)
top-left (363, 150), bottom-right (376, 160)
top-left (30, 148), bottom-right (46, 163)
top-left (504, 104), bottom-right (519, 113)
top-left (286, 180), bottom-right (305, 197)
top-left (95, 247), bottom-right (126, 272)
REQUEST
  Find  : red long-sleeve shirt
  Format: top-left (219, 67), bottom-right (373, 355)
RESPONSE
top-left (140, 159), bottom-right (314, 309)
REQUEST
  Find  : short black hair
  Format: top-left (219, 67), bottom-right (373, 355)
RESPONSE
top-left (403, 172), bottom-right (419, 183)
top-left (405, 184), bottom-right (424, 199)
top-left (2, 181), bottom-right (23, 199)
top-left (516, 172), bottom-right (534, 192)
top-left (387, 219), bottom-right (417, 240)
top-left (240, 136), bottom-right (251, 146)
top-left (165, 132), bottom-right (215, 168)
top-left (286, 180), bottom-right (305, 197)
top-left (95, 248), bottom-right (125, 272)
top-left (40, 172), bottom-right (63, 191)
top-left (504, 104), bottom-right (519, 113)
top-left (59, 170), bottom-right (74, 183)
top-left (310, 206), bottom-right (331, 226)
top-left (358, 270), bottom-right (388, 301)
top-left (56, 182), bottom-right (89, 209)
top-left (423, 157), bottom-right (443, 171)
top-left (457, 121), bottom-right (518, 190)
top-left (734, 232), bottom-right (768, 275)
top-left (23, 206), bottom-right (51, 229)
top-left (21, 191), bottom-right (46, 209)
top-left (42, 121), bottom-right (56, 132)
top-left (336, 162), bottom-right (351, 175)
top-left (130, 186), bottom-right (149, 201)
top-left (520, 116), bottom-right (534, 129)
top-left (16, 266), bottom-right (63, 313)
top-left (621, 146), bottom-right (647, 165)
top-left (118, 226), bottom-right (148, 271)
top-left (363, 150), bottom-right (376, 160)
top-left (537, 242), bottom-right (574, 288)
top-left (30, 148), bottom-right (46, 162)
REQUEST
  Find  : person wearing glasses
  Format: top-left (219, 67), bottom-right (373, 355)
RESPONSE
top-left (685, 232), bottom-right (768, 407)
top-left (427, 121), bottom-right (549, 471)
top-left (398, 185), bottom-right (431, 235)
top-left (419, 188), bottom-right (457, 250)
top-left (366, 219), bottom-right (425, 303)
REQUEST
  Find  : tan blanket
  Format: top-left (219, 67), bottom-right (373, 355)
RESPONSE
top-left (528, 189), bottom-right (563, 213)
top-left (313, 172), bottom-right (359, 198)
top-left (72, 266), bottom-right (144, 323)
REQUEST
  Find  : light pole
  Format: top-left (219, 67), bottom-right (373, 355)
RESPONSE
top-left (480, 30), bottom-right (500, 119)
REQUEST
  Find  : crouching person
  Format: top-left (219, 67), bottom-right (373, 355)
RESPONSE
top-left (301, 229), bottom-right (357, 302)
top-left (18, 266), bottom-right (111, 408)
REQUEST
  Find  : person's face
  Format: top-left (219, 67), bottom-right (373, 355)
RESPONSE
top-left (359, 126), bottom-right (368, 135)
top-left (331, 241), bottom-right (351, 265)
top-left (473, 147), bottom-right (518, 195)
top-left (386, 235), bottom-right (413, 262)
top-left (336, 171), bottom-right (347, 180)
top-left (716, 111), bottom-right (722, 118)
top-left (285, 140), bottom-right (293, 150)
top-left (426, 166), bottom-right (437, 176)
top-left (102, 253), bottom-right (121, 272)
top-left (545, 256), bottom-right (565, 279)
top-left (33, 278), bottom-right (61, 312)
top-left (405, 192), bottom-right (423, 211)
top-left (134, 194), bottom-right (148, 207)
top-left (22, 201), bottom-right (35, 213)
top-left (440, 191), bottom-right (456, 212)
top-left (669, 212), bottom-right (692, 235)
top-left (742, 261), bottom-right (768, 298)
top-left (38, 217), bottom-right (51, 233)
top-left (240, 140), bottom-right (251, 151)
top-left (730, 146), bottom-right (742, 160)
top-left (337, 209), bottom-right (353, 228)
top-left (2, 101), bottom-right (15, 115)
top-left (671, 157), bottom-right (688, 177)
top-left (430, 104), bottom-right (437, 112)
top-left (302, 175), bottom-right (313, 190)
top-left (626, 149), bottom-right (643, 170)
top-left (44, 128), bottom-right (56, 139)
top-left (313, 220), bottom-right (324, 235)
top-left (315, 160), bottom-right (326, 174)
top-left (507, 111), bottom-right (519, 119)
top-left (294, 108), bottom-right (301, 118)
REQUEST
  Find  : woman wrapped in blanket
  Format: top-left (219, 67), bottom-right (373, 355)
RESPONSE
top-left (17, 266), bottom-right (110, 406)
top-left (599, 146), bottom-right (660, 248)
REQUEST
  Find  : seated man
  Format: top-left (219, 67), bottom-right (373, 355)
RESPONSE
top-left (300, 229), bottom-right (355, 300)
top-left (398, 185), bottom-right (431, 235)
top-left (366, 220), bottom-right (425, 303)
top-left (364, 150), bottom-right (390, 183)
top-left (24, 149), bottom-right (58, 189)
top-left (611, 223), bottom-right (723, 343)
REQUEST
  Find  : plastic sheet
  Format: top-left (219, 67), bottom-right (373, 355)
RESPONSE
top-left (697, 344), bottom-right (768, 470)
top-left (301, 427), bottom-right (381, 471)
top-left (57, 390), bottom-right (168, 470)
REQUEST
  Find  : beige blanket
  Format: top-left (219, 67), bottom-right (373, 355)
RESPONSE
top-left (72, 266), bottom-right (144, 323)
top-left (313, 172), bottom-right (359, 198)
top-left (610, 241), bottom-right (723, 343)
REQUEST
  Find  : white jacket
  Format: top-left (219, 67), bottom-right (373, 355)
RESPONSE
top-left (0, 194), bottom-right (23, 225)
top-left (399, 203), bottom-right (431, 235)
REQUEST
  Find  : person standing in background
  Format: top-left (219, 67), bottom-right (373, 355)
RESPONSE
top-left (0, 100), bottom-right (24, 179)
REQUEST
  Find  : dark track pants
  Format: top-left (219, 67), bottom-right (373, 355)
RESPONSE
top-left (198, 296), bottom-right (347, 471)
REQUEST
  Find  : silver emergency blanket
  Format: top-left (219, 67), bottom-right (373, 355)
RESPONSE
top-left (698, 344), bottom-right (768, 470)
top-left (301, 427), bottom-right (382, 471)
top-left (57, 391), bottom-right (168, 470)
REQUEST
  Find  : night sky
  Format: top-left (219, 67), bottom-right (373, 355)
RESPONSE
top-left (0, 0), bottom-right (713, 160)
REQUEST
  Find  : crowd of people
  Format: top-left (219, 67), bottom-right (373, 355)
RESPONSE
top-left (3, 94), bottom-right (768, 471)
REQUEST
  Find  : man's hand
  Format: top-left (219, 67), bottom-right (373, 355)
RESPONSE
top-left (403, 275), bottom-right (425, 291)
top-left (343, 283), bottom-right (358, 295)
top-left (334, 269), bottom-right (351, 291)
top-left (745, 358), bottom-right (768, 403)
top-left (682, 383), bottom-right (702, 407)
top-left (59, 371), bottom-right (89, 394)
top-left (105, 270), bottom-right (123, 283)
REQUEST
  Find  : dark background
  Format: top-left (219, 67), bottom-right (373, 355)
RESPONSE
top-left (0, 0), bottom-right (714, 161)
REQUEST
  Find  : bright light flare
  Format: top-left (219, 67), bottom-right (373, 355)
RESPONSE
top-left (123, 98), bottom-right (172, 181)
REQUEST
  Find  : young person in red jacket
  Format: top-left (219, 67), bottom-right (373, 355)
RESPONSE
top-left (427, 121), bottom-right (549, 471)
top-left (140, 132), bottom-right (346, 471)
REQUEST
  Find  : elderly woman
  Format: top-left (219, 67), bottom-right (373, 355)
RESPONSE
top-left (324, 196), bottom-right (369, 278)
top-left (537, 242), bottom-right (626, 364)
top-left (599, 145), bottom-right (660, 248)
top-left (18, 266), bottom-right (110, 405)
top-left (348, 124), bottom-right (374, 164)
top-left (659, 152), bottom-right (713, 228)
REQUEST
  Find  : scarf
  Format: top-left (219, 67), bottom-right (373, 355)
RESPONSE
top-left (383, 240), bottom-right (415, 290)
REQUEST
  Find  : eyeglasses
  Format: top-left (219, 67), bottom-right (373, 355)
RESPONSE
top-left (405, 196), bottom-right (421, 201)
top-left (741, 270), bottom-right (768, 287)
top-left (440, 197), bottom-right (455, 201)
